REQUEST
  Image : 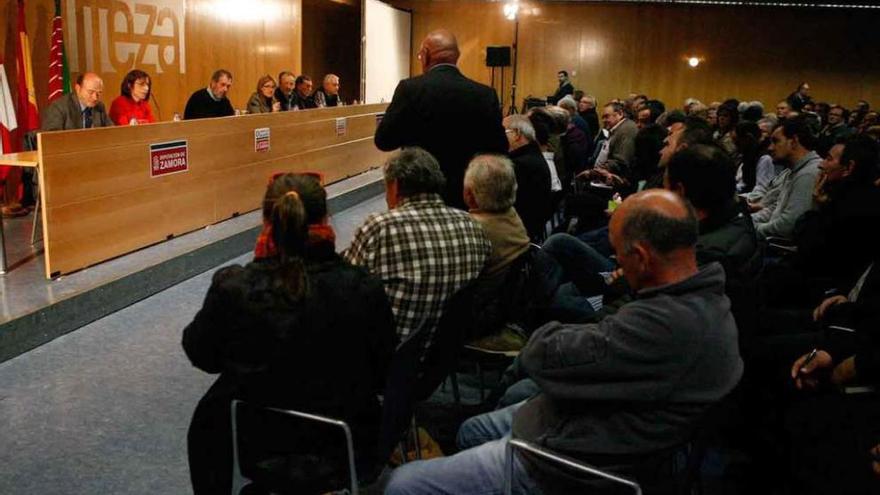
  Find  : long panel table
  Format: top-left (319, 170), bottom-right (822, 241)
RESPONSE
top-left (1, 103), bottom-right (388, 278)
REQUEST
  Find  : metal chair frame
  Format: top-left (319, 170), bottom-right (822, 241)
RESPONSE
top-left (504, 438), bottom-right (642, 495)
top-left (230, 399), bottom-right (359, 495)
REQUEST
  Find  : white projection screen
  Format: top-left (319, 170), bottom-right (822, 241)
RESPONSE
top-left (363, 0), bottom-right (412, 104)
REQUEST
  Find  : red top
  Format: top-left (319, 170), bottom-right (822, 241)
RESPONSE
top-left (109, 95), bottom-right (156, 125)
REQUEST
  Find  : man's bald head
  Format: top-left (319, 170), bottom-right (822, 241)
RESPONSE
top-left (610, 189), bottom-right (699, 290)
top-left (611, 189), bottom-right (698, 256)
top-left (418, 29), bottom-right (460, 71)
top-left (74, 72), bottom-right (104, 108)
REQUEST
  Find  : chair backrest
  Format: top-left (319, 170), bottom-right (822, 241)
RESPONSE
top-left (505, 438), bottom-right (642, 495)
top-left (231, 399), bottom-right (359, 495)
top-left (376, 284), bottom-right (476, 461)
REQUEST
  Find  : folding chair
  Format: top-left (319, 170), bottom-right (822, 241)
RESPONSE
top-left (230, 399), bottom-right (359, 495)
top-left (504, 438), bottom-right (642, 495)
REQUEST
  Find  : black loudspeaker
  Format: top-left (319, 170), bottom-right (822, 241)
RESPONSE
top-left (486, 46), bottom-right (511, 67)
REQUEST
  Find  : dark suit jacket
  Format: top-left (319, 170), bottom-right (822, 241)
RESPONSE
top-left (42, 93), bottom-right (113, 131)
top-left (374, 64), bottom-right (508, 209)
top-left (510, 142), bottom-right (552, 240)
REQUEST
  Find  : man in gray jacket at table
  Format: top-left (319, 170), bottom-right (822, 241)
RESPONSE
top-left (42, 72), bottom-right (113, 131)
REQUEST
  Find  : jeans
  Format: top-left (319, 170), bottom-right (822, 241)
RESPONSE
top-left (543, 233), bottom-right (615, 297)
top-left (497, 378), bottom-right (541, 409)
top-left (385, 402), bottom-right (541, 495)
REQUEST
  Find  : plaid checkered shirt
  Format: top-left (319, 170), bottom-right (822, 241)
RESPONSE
top-left (344, 193), bottom-right (491, 340)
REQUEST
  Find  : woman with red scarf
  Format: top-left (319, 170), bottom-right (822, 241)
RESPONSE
top-left (109, 69), bottom-right (156, 125)
top-left (183, 172), bottom-right (396, 494)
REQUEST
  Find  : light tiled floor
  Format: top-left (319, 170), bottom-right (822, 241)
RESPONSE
top-left (0, 194), bottom-right (386, 495)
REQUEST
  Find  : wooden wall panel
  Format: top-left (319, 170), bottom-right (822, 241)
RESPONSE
top-left (302, 0), bottom-right (361, 102)
top-left (395, 1), bottom-right (880, 111)
top-left (36, 103), bottom-right (388, 277)
top-left (1, 0), bottom-right (303, 124)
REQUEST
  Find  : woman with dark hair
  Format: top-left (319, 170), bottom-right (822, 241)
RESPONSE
top-left (733, 121), bottom-right (762, 193)
top-left (109, 69), bottom-right (155, 125)
top-left (247, 75), bottom-right (281, 114)
top-left (183, 173), bottom-right (396, 494)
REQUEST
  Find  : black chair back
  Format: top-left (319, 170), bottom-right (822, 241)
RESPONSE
top-left (376, 285), bottom-right (475, 461)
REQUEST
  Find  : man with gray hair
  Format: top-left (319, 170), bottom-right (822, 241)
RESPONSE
top-left (464, 154), bottom-right (530, 278)
top-left (345, 147), bottom-right (491, 340)
top-left (313, 73), bottom-right (341, 107)
top-left (559, 95), bottom-right (591, 138)
top-left (503, 114), bottom-right (553, 240)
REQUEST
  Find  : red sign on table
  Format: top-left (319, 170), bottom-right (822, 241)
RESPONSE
top-left (150, 140), bottom-right (189, 178)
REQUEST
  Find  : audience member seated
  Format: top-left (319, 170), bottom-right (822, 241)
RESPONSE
top-left (108, 69), bottom-right (156, 125)
top-left (43, 72), bottom-right (113, 130)
top-left (744, 119), bottom-right (785, 204)
top-left (787, 82), bottom-right (813, 112)
top-left (760, 135), bottom-right (880, 306)
top-left (525, 107), bottom-right (565, 195)
top-left (777, 100), bottom-right (793, 120)
top-left (733, 121), bottom-right (763, 193)
top-left (313, 74), bottom-right (341, 107)
top-left (666, 144), bottom-right (762, 349)
top-left (344, 147), bottom-right (491, 340)
top-left (577, 94), bottom-right (600, 143)
top-left (628, 122), bottom-right (667, 193)
top-left (558, 95), bottom-right (590, 138)
top-left (384, 189), bottom-right (743, 495)
top-left (184, 69), bottom-right (235, 120)
top-left (274, 71), bottom-right (296, 111)
top-left (817, 104), bottom-right (853, 156)
top-left (582, 101), bottom-right (638, 183)
top-left (462, 154), bottom-right (556, 346)
top-left (715, 103), bottom-right (739, 157)
top-left (503, 115), bottom-right (553, 241)
top-left (751, 116), bottom-right (821, 241)
top-left (246, 75), bottom-right (281, 114)
top-left (182, 173), bottom-right (396, 494)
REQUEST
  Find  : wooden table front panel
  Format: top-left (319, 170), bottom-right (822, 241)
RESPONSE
top-left (37, 104), bottom-right (389, 278)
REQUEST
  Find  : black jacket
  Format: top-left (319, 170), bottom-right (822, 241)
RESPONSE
top-left (510, 142), bottom-right (552, 240)
top-left (183, 88), bottom-right (234, 120)
top-left (183, 246), bottom-right (396, 494)
top-left (697, 200), bottom-right (762, 350)
top-left (513, 263), bottom-right (742, 493)
top-left (794, 180), bottom-right (880, 290)
top-left (374, 64), bottom-right (508, 209)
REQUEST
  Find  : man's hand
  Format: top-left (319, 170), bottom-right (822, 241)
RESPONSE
top-left (830, 356), bottom-right (857, 386)
top-left (577, 168), bottom-right (610, 181)
top-left (813, 171), bottom-right (830, 205)
top-left (870, 444), bottom-right (880, 478)
top-left (272, 101), bottom-right (282, 112)
top-left (791, 350), bottom-right (834, 390)
top-left (813, 294), bottom-right (847, 322)
top-left (747, 201), bottom-right (763, 213)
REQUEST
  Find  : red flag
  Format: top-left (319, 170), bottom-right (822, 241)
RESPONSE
top-left (48, 0), bottom-right (70, 104)
top-left (16, 0), bottom-right (40, 132)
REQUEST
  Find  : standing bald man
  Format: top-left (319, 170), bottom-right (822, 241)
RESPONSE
top-left (42, 72), bottom-right (113, 131)
top-left (375, 29), bottom-right (508, 209)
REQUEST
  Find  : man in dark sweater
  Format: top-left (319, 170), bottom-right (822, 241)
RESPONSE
top-left (385, 189), bottom-right (743, 495)
top-left (183, 69), bottom-right (235, 120)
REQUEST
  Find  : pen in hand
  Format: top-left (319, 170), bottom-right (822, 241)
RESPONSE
top-left (798, 348), bottom-right (819, 376)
